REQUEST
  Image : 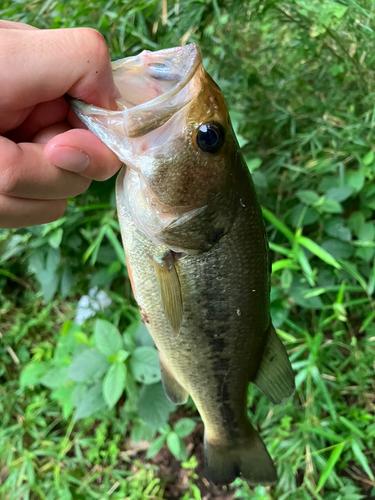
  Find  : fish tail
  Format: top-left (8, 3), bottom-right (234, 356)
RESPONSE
top-left (203, 426), bottom-right (277, 486)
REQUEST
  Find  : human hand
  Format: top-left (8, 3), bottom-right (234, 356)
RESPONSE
top-left (0, 21), bottom-right (122, 229)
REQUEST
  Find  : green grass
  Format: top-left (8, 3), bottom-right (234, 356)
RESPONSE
top-left (1, 0), bottom-right (375, 498)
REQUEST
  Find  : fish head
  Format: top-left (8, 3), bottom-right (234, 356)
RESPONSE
top-left (72, 44), bottom-right (239, 211)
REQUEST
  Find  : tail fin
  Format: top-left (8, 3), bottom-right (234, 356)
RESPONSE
top-left (203, 427), bottom-right (277, 486)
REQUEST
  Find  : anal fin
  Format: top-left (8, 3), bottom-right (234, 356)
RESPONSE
top-left (152, 251), bottom-right (183, 337)
top-left (254, 324), bottom-right (295, 405)
top-left (160, 356), bottom-right (188, 405)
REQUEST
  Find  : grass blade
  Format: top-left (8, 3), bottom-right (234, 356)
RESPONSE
top-left (316, 441), bottom-right (346, 492)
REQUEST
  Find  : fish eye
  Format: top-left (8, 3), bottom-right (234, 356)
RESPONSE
top-left (196, 122), bottom-right (225, 154)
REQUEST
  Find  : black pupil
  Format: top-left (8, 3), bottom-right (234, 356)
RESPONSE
top-left (200, 125), bottom-right (218, 147)
top-left (196, 122), bottom-right (225, 154)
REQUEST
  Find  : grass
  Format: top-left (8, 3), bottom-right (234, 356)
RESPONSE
top-left (1, 0), bottom-right (375, 498)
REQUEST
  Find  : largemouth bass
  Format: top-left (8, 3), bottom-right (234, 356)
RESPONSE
top-left (72, 44), bottom-right (295, 486)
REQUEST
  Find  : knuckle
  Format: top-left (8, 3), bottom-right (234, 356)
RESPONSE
top-left (77, 28), bottom-right (109, 66)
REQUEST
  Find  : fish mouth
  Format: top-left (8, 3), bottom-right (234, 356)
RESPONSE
top-left (72, 43), bottom-right (201, 142)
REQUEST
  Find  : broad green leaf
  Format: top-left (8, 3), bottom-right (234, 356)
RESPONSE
top-left (363, 151), bottom-right (374, 165)
top-left (324, 218), bottom-right (352, 242)
top-left (345, 172), bottom-right (365, 192)
top-left (348, 212), bottom-right (365, 237)
top-left (102, 362), bottom-right (126, 409)
top-left (131, 421), bottom-right (156, 444)
top-left (289, 204), bottom-right (320, 228)
top-left (19, 362), bottom-right (47, 387)
top-left (321, 239), bottom-right (354, 259)
top-left (358, 222), bottom-right (375, 242)
top-left (316, 441), bottom-right (346, 492)
top-left (174, 418), bottom-right (196, 438)
top-left (246, 157), bottom-right (262, 171)
top-left (325, 186), bottom-right (353, 202)
top-left (51, 385), bottom-right (74, 419)
top-left (167, 432), bottom-right (181, 459)
top-left (40, 367), bottom-right (68, 389)
top-left (134, 322), bottom-right (155, 347)
top-left (94, 319), bottom-right (123, 357)
top-left (67, 348), bottom-right (110, 382)
top-left (60, 266), bottom-right (73, 298)
top-left (296, 190), bottom-right (320, 205)
top-left (298, 236), bottom-right (341, 269)
top-left (75, 382), bottom-right (106, 420)
top-left (281, 268), bottom-right (293, 289)
top-left (48, 228), bottom-right (63, 249)
top-left (137, 382), bottom-right (175, 430)
top-left (130, 346), bottom-right (161, 384)
top-left (320, 198), bottom-right (343, 214)
top-left (146, 435), bottom-right (166, 459)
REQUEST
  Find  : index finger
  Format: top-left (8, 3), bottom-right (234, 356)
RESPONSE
top-left (0, 27), bottom-right (120, 111)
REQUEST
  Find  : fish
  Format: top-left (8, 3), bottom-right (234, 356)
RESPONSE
top-left (71, 43), bottom-right (295, 486)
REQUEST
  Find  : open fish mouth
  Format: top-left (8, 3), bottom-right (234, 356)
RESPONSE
top-left (71, 44), bottom-right (202, 154)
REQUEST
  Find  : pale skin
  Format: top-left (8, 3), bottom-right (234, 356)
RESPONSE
top-left (0, 20), bottom-right (123, 229)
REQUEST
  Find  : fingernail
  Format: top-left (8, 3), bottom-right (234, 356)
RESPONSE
top-left (48, 146), bottom-right (90, 173)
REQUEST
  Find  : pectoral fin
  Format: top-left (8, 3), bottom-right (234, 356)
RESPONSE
top-left (160, 356), bottom-right (189, 405)
top-left (152, 251), bottom-right (183, 337)
top-left (253, 324), bottom-right (295, 405)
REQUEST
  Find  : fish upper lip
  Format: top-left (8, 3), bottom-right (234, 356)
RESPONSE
top-left (114, 43), bottom-right (201, 111)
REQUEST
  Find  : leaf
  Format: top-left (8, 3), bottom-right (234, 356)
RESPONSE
top-left (348, 212), bottom-right (365, 237)
top-left (358, 222), bottom-right (375, 242)
top-left (130, 346), bottom-right (161, 384)
top-left (60, 266), bottom-right (73, 298)
top-left (321, 239), bottom-right (355, 259)
top-left (345, 172), bottom-right (365, 192)
top-left (102, 362), bottom-right (126, 409)
top-left (67, 348), bottom-right (110, 382)
top-left (246, 157), bottom-right (262, 171)
top-left (351, 440), bottom-right (375, 480)
top-left (289, 204), bottom-right (320, 228)
top-left (105, 226), bottom-right (126, 267)
top-left (311, 366), bottom-right (337, 420)
top-left (50, 385), bottom-right (74, 419)
top-left (19, 362), bottom-right (47, 387)
top-left (75, 382), bottom-right (107, 420)
top-left (167, 432), bottom-right (181, 459)
top-left (320, 198), bottom-right (343, 213)
top-left (137, 382), bottom-right (176, 430)
top-left (174, 418), bottom-right (196, 438)
top-left (48, 228), bottom-right (63, 249)
top-left (325, 187), bottom-right (353, 202)
top-left (281, 268), bottom-right (293, 289)
top-left (298, 236), bottom-right (341, 269)
top-left (134, 322), bottom-right (155, 347)
top-left (261, 207), bottom-right (295, 242)
top-left (146, 435), bottom-right (166, 459)
top-left (363, 151), bottom-right (374, 165)
top-left (94, 319), bottom-right (123, 357)
top-left (316, 442), bottom-right (346, 492)
top-left (40, 367), bottom-right (68, 389)
top-left (324, 218), bottom-right (352, 242)
top-left (296, 190), bottom-right (320, 205)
